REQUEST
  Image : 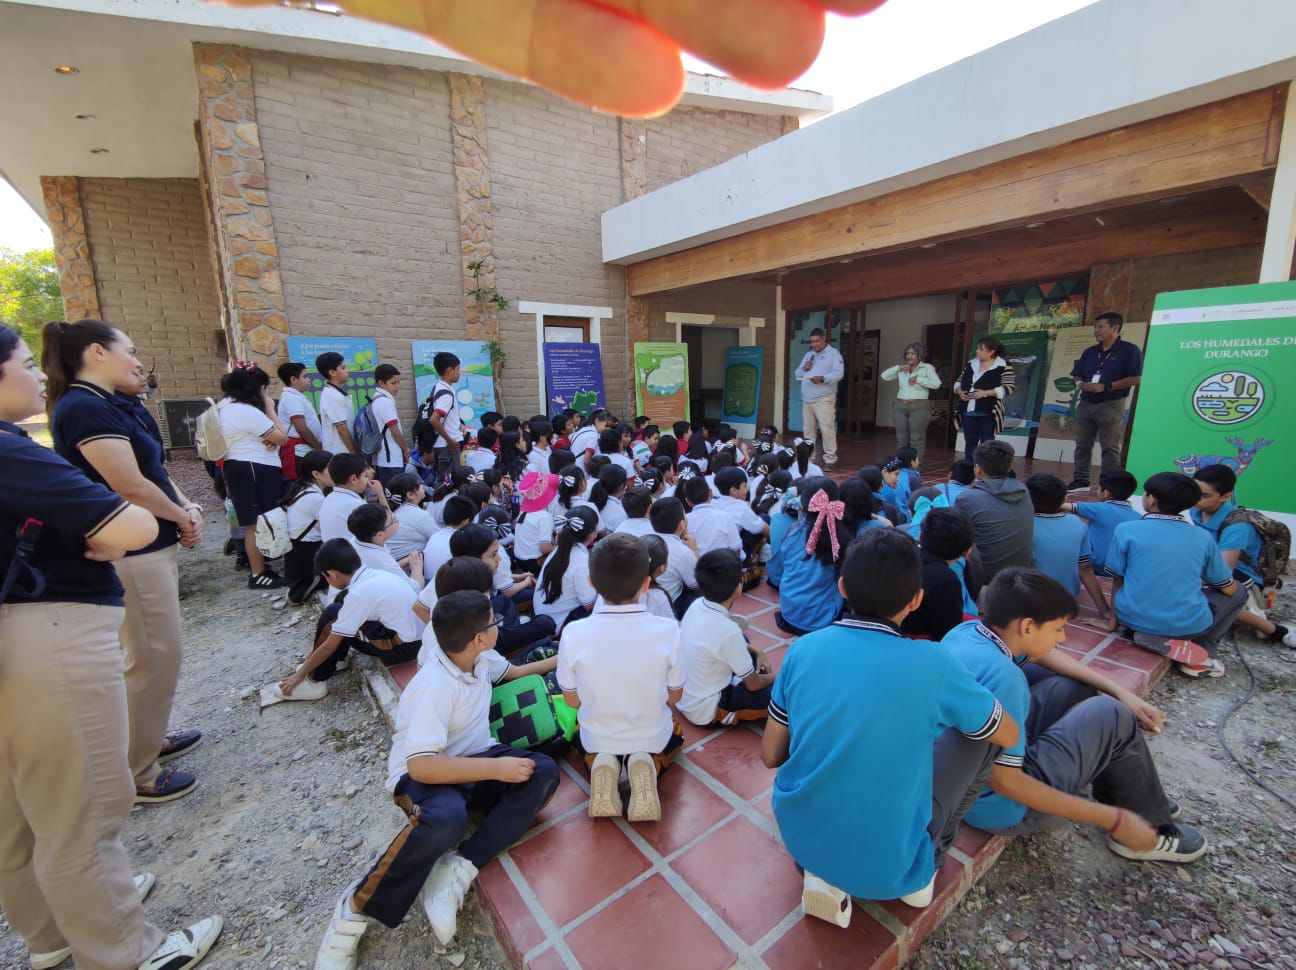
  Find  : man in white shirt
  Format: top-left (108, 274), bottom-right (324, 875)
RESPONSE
top-left (556, 535), bottom-right (684, 822)
top-left (277, 362), bottom-right (323, 462)
top-left (316, 351), bottom-right (357, 455)
top-left (681, 478), bottom-right (741, 557)
top-left (794, 328), bottom-right (845, 470)
top-left (648, 498), bottom-right (699, 609)
top-left (421, 352), bottom-right (463, 477)
top-left (678, 551), bottom-right (775, 727)
top-left (370, 364), bottom-right (409, 489)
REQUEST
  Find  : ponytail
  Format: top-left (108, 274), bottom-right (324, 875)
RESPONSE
top-left (753, 468), bottom-right (793, 516)
top-left (539, 505), bottom-right (598, 603)
top-left (794, 438), bottom-right (812, 478)
top-left (556, 466), bottom-right (584, 510)
top-left (41, 318), bottom-right (121, 411)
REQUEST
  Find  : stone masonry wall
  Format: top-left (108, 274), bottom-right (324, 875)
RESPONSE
top-left (1125, 245), bottom-right (1262, 322)
top-left (644, 105), bottom-right (788, 193)
top-left (40, 175), bottom-right (102, 321)
top-left (247, 50), bottom-right (462, 407)
top-left (78, 177), bottom-right (227, 400)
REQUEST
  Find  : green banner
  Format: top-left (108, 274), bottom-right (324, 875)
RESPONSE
top-left (633, 342), bottom-right (690, 426)
top-left (1128, 281), bottom-right (1295, 515)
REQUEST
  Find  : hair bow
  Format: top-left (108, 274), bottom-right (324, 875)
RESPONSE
top-left (554, 512), bottom-right (585, 533)
top-left (233, 359), bottom-right (257, 371)
top-left (883, 458), bottom-right (904, 473)
top-left (766, 485), bottom-right (786, 500)
top-left (677, 466), bottom-right (697, 482)
top-left (805, 488), bottom-right (846, 562)
top-left (639, 472), bottom-right (659, 489)
top-left (466, 471), bottom-right (482, 483)
top-left (755, 440), bottom-right (774, 453)
top-left (793, 437), bottom-right (807, 448)
top-left (718, 441), bottom-right (736, 452)
top-left (560, 473), bottom-right (578, 488)
top-left (782, 491), bottom-right (802, 515)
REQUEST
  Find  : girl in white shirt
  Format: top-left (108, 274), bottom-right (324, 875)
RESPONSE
top-left (640, 534), bottom-right (678, 621)
top-left (600, 427), bottom-right (636, 482)
top-left (217, 366), bottom-right (290, 587)
top-left (595, 464), bottom-right (629, 533)
top-left (533, 505), bottom-right (599, 631)
top-left (283, 449), bottom-right (333, 604)
top-left (786, 438), bottom-right (824, 481)
top-left (387, 473), bottom-right (439, 559)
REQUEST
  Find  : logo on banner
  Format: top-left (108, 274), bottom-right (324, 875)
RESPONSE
top-left (1189, 370), bottom-right (1266, 426)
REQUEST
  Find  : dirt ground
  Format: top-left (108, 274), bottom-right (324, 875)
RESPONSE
top-left (2, 455), bottom-right (1294, 969)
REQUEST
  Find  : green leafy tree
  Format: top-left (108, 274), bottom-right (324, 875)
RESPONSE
top-left (0, 247), bottom-right (63, 347)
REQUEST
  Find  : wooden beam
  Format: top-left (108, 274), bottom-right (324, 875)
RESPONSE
top-left (628, 86), bottom-right (1286, 296)
top-left (781, 203), bottom-right (1265, 309)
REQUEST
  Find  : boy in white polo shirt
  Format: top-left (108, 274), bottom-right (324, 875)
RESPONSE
top-left (679, 550), bottom-right (775, 726)
top-left (648, 497), bottom-right (700, 613)
top-left (314, 591), bottom-right (560, 968)
top-left (277, 539), bottom-right (425, 701)
top-left (557, 534), bottom-right (685, 823)
top-left (712, 467), bottom-right (771, 562)
top-left (682, 476), bottom-right (741, 556)
top-left (316, 351), bottom-right (357, 455)
top-left (370, 364), bottom-right (409, 489)
top-left (319, 453), bottom-right (379, 543)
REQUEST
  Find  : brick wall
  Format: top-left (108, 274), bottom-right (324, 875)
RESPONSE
top-left (248, 50), bottom-right (462, 419)
top-left (79, 177), bottom-right (226, 400)
top-left (644, 106), bottom-right (787, 193)
top-left (1126, 245), bottom-right (1262, 321)
top-left (484, 78), bottom-right (629, 415)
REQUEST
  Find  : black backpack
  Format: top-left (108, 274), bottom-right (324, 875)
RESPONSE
top-left (412, 386), bottom-right (456, 453)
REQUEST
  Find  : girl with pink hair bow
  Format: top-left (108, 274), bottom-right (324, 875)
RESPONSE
top-left (772, 477), bottom-right (854, 637)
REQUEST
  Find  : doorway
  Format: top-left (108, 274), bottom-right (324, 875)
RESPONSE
top-left (681, 324), bottom-right (738, 421)
top-left (542, 316), bottom-right (591, 343)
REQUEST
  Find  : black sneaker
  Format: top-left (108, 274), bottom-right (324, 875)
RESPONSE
top-left (135, 766), bottom-right (197, 804)
top-left (247, 570), bottom-right (284, 589)
top-left (1107, 822), bottom-right (1207, 863)
top-left (158, 730), bottom-right (203, 765)
top-left (1066, 479), bottom-right (1091, 492)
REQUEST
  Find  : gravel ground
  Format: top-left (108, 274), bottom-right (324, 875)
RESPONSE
top-left (0, 457), bottom-right (507, 970)
top-left (3, 455), bottom-right (1293, 969)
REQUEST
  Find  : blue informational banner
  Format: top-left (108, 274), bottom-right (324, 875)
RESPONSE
top-left (410, 340), bottom-right (498, 432)
top-left (542, 342), bottom-right (606, 417)
top-left (284, 336), bottom-right (378, 413)
top-left (720, 345), bottom-right (763, 437)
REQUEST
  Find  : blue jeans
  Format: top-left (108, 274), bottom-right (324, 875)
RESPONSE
top-left (961, 413), bottom-right (996, 460)
top-left (353, 745), bottom-right (559, 927)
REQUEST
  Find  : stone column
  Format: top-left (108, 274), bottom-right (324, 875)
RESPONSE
top-left (448, 73), bottom-right (500, 345)
top-left (40, 175), bottom-right (102, 321)
top-left (781, 115), bottom-right (800, 137)
top-left (1086, 260), bottom-right (1133, 322)
top-left (193, 44), bottom-right (288, 371)
top-left (620, 117), bottom-right (651, 352)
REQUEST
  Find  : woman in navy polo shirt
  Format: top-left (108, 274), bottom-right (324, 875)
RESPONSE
top-left (0, 325), bottom-right (223, 970)
top-left (45, 319), bottom-right (205, 804)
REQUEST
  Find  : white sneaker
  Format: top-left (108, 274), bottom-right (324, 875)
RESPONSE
top-left (278, 678), bottom-right (328, 702)
top-left (801, 872), bottom-right (851, 928)
top-left (625, 752), bottom-right (661, 823)
top-left (32, 875), bottom-right (158, 968)
top-left (314, 887), bottom-right (369, 970)
top-left (421, 853), bottom-right (477, 945)
top-left (900, 874), bottom-right (936, 908)
top-left (587, 753), bottom-right (623, 818)
top-left (138, 916), bottom-right (223, 970)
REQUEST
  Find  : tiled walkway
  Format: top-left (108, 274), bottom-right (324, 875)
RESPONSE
top-left (377, 577), bottom-right (1169, 970)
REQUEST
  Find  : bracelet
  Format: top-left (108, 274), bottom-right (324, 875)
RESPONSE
top-left (1107, 807), bottom-right (1125, 834)
top-left (184, 503), bottom-right (203, 514)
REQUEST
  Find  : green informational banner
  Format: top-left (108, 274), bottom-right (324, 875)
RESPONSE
top-left (970, 330), bottom-right (1049, 437)
top-left (633, 342), bottom-right (690, 425)
top-left (1128, 281), bottom-right (1295, 516)
top-left (720, 346), bottom-right (762, 436)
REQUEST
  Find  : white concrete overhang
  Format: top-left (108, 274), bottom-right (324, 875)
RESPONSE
top-left (0, 0), bottom-right (830, 218)
top-left (601, 0), bottom-right (1296, 266)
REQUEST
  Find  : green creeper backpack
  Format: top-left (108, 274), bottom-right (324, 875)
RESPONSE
top-left (489, 675), bottom-right (575, 756)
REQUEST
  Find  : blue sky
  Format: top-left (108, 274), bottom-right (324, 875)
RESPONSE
top-left (0, 0), bottom-right (1095, 252)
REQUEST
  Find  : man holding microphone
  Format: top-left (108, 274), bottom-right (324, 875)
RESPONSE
top-left (795, 328), bottom-right (844, 471)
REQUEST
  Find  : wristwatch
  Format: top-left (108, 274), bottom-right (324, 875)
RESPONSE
top-left (1103, 382), bottom-right (1113, 393)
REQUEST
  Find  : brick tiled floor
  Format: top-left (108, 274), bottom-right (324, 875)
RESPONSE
top-left (378, 574), bottom-right (1169, 969)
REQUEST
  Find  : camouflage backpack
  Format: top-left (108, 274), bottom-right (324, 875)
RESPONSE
top-left (1223, 507), bottom-right (1290, 588)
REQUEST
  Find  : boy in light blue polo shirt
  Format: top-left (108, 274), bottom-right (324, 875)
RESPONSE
top-left (1025, 474), bottom-right (1109, 617)
top-left (762, 529), bottom-right (1019, 927)
top-left (1066, 469), bottom-right (1139, 576)
top-left (1191, 465), bottom-right (1295, 650)
top-left (1104, 473), bottom-right (1246, 678)
top-left (944, 569), bottom-right (1207, 864)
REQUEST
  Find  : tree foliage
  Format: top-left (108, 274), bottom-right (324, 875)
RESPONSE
top-left (0, 247), bottom-right (63, 347)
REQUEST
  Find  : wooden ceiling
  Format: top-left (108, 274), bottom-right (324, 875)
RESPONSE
top-left (779, 182), bottom-right (1271, 309)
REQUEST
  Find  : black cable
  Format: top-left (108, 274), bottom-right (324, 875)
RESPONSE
top-left (1215, 637), bottom-right (1296, 815)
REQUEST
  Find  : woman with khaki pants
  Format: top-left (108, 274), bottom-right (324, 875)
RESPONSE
top-left (0, 324), bottom-right (222, 970)
top-left (45, 320), bottom-right (205, 804)
top-left (881, 342), bottom-right (941, 465)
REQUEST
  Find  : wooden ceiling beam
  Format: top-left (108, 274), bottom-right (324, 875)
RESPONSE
top-left (781, 204), bottom-right (1266, 309)
top-left (627, 86), bottom-right (1286, 296)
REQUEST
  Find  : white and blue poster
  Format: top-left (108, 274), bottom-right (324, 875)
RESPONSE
top-left (284, 336), bottom-right (378, 413)
top-left (543, 342), bottom-right (606, 417)
top-left (410, 340), bottom-right (497, 432)
top-left (720, 346), bottom-right (763, 437)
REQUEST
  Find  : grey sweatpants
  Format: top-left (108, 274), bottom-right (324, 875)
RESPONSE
top-left (930, 728), bottom-right (996, 869)
top-left (995, 666), bottom-right (1173, 834)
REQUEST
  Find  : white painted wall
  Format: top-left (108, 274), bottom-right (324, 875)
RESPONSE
top-left (603, 0), bottom-right (1296, 264)
top-left (867, 295), bottom-right (958, 427)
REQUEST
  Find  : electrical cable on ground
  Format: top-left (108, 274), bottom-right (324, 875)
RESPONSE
top-left (1215, 637), bottom-right (1296, 815)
